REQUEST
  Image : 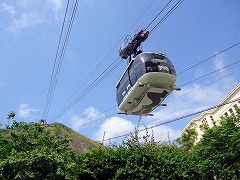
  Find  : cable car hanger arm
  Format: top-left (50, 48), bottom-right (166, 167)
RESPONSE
top-left (119, 29), bottom-right (149, 60)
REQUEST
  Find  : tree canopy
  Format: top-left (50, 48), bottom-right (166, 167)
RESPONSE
top-left (0, 110), bottom-right (239, 179)
top-left (0, 121), bottom-right (79, 179)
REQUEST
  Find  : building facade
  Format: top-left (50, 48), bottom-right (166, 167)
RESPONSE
top-left (181, 83), bottom-right (240, 143)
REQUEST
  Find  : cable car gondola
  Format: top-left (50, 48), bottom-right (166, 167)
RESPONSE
top-left (116, 29), bottom-right (180, 116)
top-left (116, 52), bottom-right (179, 116)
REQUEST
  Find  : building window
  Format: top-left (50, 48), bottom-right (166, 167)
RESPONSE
top-left (210, 116), bottom-right (214, 121)
top-left (210, 115), bottom-right (215, 125)
top-left (224, 112), bottom-right (229, 117)
top-left (229, 108), bottom-right (234, 115)
top-left (233, 104), bottom-right (238, 110)
top-left (202, 118), bottom-right (208, 125)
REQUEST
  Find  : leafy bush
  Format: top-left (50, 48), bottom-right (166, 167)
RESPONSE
top-left (0, 121), bottom-right (79, 179)
top-left (194, 109), bottom-right (240, 179)
top-left (1, 110), bottom-right (239, 179)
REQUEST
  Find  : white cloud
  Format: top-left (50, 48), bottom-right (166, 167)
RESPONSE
top-left (16, 0), bottom-right (38, 8)
top-left (94, 116), bottom-right (180, 145)
top-left (152, 125), bottom-right (181, 142)
top-left (18, 104), bottom-right (39, 119)
top-left (48, 0), bottom-right (63, 15)
top-left (3, 0), bottom-right (67, 33)
top-left (83, 106), bottom-right (104, 119)
top-left (93, 116), bottom-right (135, 141)
top-left (2, 0), bottom-right (90, 33)
top-left (137, 125), bottom-right (181, 143)
top-left (147, 81), bottom-right (237, 126)
top-left (7, 13), bottom-right (45, 32)
top-left (67, 113), bottom-right (85, 132)
top-left (212, 53), bottom-right (226, 70)
top-left (1, 3), bottom-right (16, 15)
top-left (62, 106), bottom-right (104, 131)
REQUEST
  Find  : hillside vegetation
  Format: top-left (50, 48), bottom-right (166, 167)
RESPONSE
top-left (49, 122), bottom-right (102, 154)
top-left (0, 110), bottom-right (239, 179)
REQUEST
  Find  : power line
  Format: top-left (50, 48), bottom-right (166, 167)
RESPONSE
top-left (167, 68), bottom-right (240, 104)
top-left (53, 0), bottom-right (158, 120)
top-left (179, 60), bottom-right (240, 87)
top-left (144, 0), bottom-right (173, 31)
top-left (42, 0), bottom-right (70, 119)
top-left (177, 42), bottom-right (240, 75)
top-left (82, 112), bottom-right (117, 126)
top-left (95, 70), bottom-right (240, 135)
top-left (54, 58), bottom-right (124, 120)
top-left (52, 0), bottom-right (240, 124)
top-left (101, 97), bottom-right (240, 142)
top-left (75, 55), bottom-right (240, 128)
top-left (52, 0), bottom-right (184, 120)
top-left (81, 60), bottom-right (239, 133)
top-left (149, 0), bottom-right (184, 35)
top-left (42, 0), bottom-right (80, 120)
top-left (48, 0), bottom-right (239, 139)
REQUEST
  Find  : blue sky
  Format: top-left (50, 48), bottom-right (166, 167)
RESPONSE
top-left (1, 0), bottom-right (240, 144)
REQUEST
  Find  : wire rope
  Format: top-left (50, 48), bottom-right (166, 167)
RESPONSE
top-left (76, 58), bottom-right (240, 128)
top-left (101, 97), bottom-right (240, 142)
top-left (42, 0), bottom-right (70, 119)
top-left (45, 0), bottom-right (79, 119)
top-left (54, 58), bottom-right (124, 120)
top-left (84, 61), bottom-right (240, 134)
top-left (54, 0), bottom-right (158, 119)
top-left (179, 60), bottom-right (240, 87)
top-left (177, 42), bottom-right (240, 75)
top-left (144, 0), bottom-right (173, 31)
top-left (166, 68), bottom-right (240, 104)
top-left (149, 0), bottom-right (184, 34)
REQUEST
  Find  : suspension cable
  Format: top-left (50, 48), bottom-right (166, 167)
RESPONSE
top-left (52, 0), bottom-right (159, 121)
top-left (42, 0), bottom-right (71, 120)
top-left (101, 97), bottom-right (240, 142)
top-left (177, 42), bottom-right (240, 75)
top-left (149, 0), bottom-right (184, 35)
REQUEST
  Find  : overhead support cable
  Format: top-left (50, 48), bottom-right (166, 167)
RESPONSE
top-left (72, 53), bottom-right (240, 129)
top-left (144, 0), bottom-right (173, 31)
top-left (179, 60), bottom-right (240, 87)
top-left (177, 42), bottom-right (240, 75)
top-left (167, 68), bottom-right (240, 104)
top-left (87, 66), bottom-right (239, 132)
top-left (101, 97), bottom-right (240, 142)
top-left (149, 0), bottom-right (185, 35)
top-left (53, 0), bottom-right (158, 120)
top-left (42, 0), bottom-right (70, 120)
top-left (54, 58), bottom-right (124, 120)
top-left (42, 0), bottom-right (80, 120)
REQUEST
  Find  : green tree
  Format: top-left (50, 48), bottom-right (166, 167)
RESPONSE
top-left (194, 109), bottom-right (240, 179)
top-left (7, 111), bottom-right (16, 127)
top-left (0, 121), bottom-right (80, 179)
top-left (176, 122), bottom-right (198, 151)
top-left (78, 129), bottom-right (201, 179)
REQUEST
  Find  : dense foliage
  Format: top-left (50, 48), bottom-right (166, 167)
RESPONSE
top-left (0, 121), bottom-right (79, 179)
top-left (78, 134), bottom-right (200, 179)
top-left (193, 109), bottom-right (240, 179)
top-left (0, 110), bottom-right (239, 179)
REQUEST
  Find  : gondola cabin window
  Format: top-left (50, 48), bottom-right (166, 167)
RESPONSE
top-left (116, 71), bottom-right (131, 106)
